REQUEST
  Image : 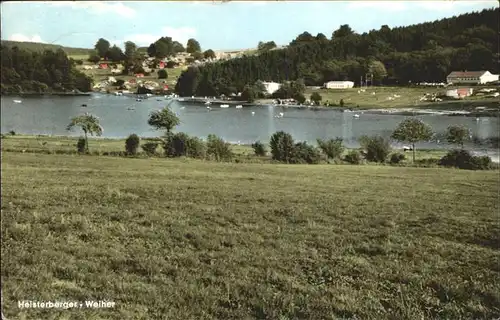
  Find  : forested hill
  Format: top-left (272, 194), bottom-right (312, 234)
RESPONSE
top-left (1, 46), bottom-right (93, 94)
top-left (0, 40), bottom-right (92, 56)
top-left (175, 7), bottom-right (499, 97)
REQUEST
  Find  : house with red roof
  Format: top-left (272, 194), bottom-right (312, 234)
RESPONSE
top-left (99, 63), bottom-right (108, 69)
top-left (446, 70), bottom-right (499, 85)
top-left (158, 61), bottom-right (165, 69)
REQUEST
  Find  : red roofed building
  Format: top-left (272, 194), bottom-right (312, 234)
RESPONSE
top-left (135, 73), bottom-right (144, 78)
top-left (99, 63), bottom-right (108, 69)
top-left (158, 61), bottom-right (165, 69)
top-left (164, 85), bottom-right (169, 90)
top-left (446, 70), bottom-right (499, 85)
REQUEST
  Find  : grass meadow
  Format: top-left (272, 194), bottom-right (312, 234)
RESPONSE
top-left (1, 136), bottom-right (499, 319)
top-left (304, 86), bottom-right (499, 110)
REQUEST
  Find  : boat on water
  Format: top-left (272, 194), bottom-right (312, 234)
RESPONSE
top-left (205, 101), bottom-right (211, 105)
top-left (353, 114), bottom-right (360, 118)
top-left (13, 100), bottom-right (22, 103)
top-left (81, 104), bottom-right (87, 107)
top-left (127, 107), bottom-right (135, 110)
top-left (235, 105), bottom-right (243, 109)
top-left (136, 99), bottom-right (142, 102)
top-left (220, 104), bottom-right (229, 108)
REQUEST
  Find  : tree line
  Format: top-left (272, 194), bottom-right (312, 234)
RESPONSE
top-left (1, 46), bottom-right (93, 94)
top-left (175, 8), bottom-right (499, 97)
top-left (65, 106), bottom-right (494, 171)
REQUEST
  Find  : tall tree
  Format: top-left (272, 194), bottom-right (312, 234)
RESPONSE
top-left (186, 38), bottom-right (201, 53)
top-left (391, 118), bottom-right (433, 163)
top-left (124, 41), bottom-right (138, 61)
top-left (94, 38), bottom-right (111, 58)
top-left (66, 113), bottom-right (103, 153)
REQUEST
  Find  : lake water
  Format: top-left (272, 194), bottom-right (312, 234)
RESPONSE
top-left (2, 93), bottom-right (499, 156)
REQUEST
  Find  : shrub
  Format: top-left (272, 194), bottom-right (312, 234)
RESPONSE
top-left (290, 142), bottom-right (321, 164)
top-left (439, 149), bottom-right (492, 170)
top-left (344, 150), bottom-right (362, 164)
top-left (9, 130), bottom-right (15, 136)
top-left (77, 137), bottom-right (86, 153)
top-left (125, 134), bottom-right (140, 155)
top-left (206, 134), bottom-right (233, 161)
top-left (142, 142), bottom-right (158, 155)
top-left (251, 141), bottom-right (267, 156)
top-left (270, 131), bottom-right (295, 163)
top-left (167, 132), bottom-right (206, 158)
top-left (390, 152), bottom-right (406, 164)
top-left (157, 69), bottom-right (168, 79)
top-left (166, 61), bottom-right (176, 68)
top-left (317, 138), bottom-right (344, 160)
top-left (359, 135), bottom-right (391, 163)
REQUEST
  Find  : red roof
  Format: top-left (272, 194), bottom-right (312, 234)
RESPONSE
top-left (135, 73), bottom-right (144, 77)
top-left (164, 85), bottom-right (169, 89)
top-left (447, 71), bottom-right (487, 78)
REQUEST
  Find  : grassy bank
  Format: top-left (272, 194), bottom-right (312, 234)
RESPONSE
top-left (300, 86), bottom-right (499, 110)
top-left (0, 135), bottom-right (448, 163)
top-left (2, 150), bottom-right (499, 319)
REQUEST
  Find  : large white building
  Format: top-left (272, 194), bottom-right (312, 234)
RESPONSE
top-left (446, 71), bottom-right (499, 85)
top-left (262, 81), bottom-right (282, 95)
top-left (324, 81), bottom-right (355, 89)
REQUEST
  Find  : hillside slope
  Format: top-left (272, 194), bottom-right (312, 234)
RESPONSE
top-left (0, 40), bottom-right (92, 55)
top-left (175, 7), bottom-right (499, 96)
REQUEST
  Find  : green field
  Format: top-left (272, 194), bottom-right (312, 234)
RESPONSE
top-left (1, 135), bottom-right (499, 319)
top-left (304, 86), bottom-right (499, 110)
top-left (1, 149), bottom-right (499, 319)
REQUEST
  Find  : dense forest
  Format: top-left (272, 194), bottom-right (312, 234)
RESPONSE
top-left (0, 40), bottom-right (92, 56)
top-left (1, 46), bottom-right (93, 94)
top-left (175, 8), bottom-right (499, 97)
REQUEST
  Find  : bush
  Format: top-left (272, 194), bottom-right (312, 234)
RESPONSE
top-left (9, 130), bottom-right (16, 136)
top-left (270, 131), bottom-right (295, 163)
top-left (166, 132), bottom-right (206, 159)
top-left (439, 149), bottom-right (492, 170)
top-left (344, 150), bottom-right (362, 164)
top-left (317, 138), bottom-right (344, 160)
top-left (166, 61), bottom-right (176, 68)
top-left (290, 142), bottom-right (321, 164)
top-left (77, 137), bottom-right (86, 153)
top-left (125, 134), bottom-right (140, 155)
top-left (390, 152), bottom-right (406, 164)
top-left (251, 141), bottom-right (267, 156)
top-left (157, 69), bottom-right (168, 79)
top-left (359, 135), bottom-right (391, 163)
top-left (206, 134), bottom-right (233, 161)
top-left (142, 142), bottom-right (158, 155)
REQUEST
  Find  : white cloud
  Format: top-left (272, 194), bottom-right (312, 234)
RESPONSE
top-left (48, 1), bottom-right (136, 17)
top-left (122, 26), bottom-right (197, 47)
top-left (8, 33), bottom-right (45, 43)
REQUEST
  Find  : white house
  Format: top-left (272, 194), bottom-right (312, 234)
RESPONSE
top-left (446, 71), bottom-right (499, 85)
top-left (324, 81), bottom-right (355, 89)
top-left (262, 81), bottom-right (282, 95)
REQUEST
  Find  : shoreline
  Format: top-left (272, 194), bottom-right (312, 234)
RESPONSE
top-left (176, 97), bottom-right (499, 117)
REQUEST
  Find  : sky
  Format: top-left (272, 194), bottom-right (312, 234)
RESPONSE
top-left (1, 1), bottom-right (498, 51)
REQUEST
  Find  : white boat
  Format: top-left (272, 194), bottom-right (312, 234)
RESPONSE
top-left (220, 104), bottom-right (229, 108)
top-left (235, 105), bottom-right (243, 109)
top-left (205, 101), bottom-right (211, 105)
top-left (13, 100), bottom-right (22, 103)
top-left (353, 114), bottom-right (360, 118)
top-left (177, 98), bottom-right (185, 102)
top-left (251, 111), bottom-right (255, 116)
top-left (180, 106), bottom-right (186, 110)
top-left (136, 99), bottom-right (142, 102)
top-left (114, 92), bottom-right (123, 96)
